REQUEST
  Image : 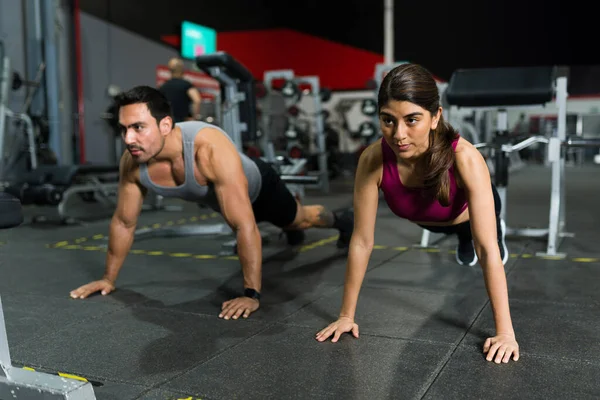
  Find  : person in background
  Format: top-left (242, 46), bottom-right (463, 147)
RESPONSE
top-left (159, 57), bottom-right (202, 122)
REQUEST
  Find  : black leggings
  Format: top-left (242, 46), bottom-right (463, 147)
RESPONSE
top-left (418, 184), bottom-right (502, 243)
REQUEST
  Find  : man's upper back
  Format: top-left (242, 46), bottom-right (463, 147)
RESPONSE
top-left (159, 78), bottom-right (193, 122)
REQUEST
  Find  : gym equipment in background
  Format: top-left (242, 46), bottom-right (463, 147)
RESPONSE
top-left (0, 192), bottom-right (96, 399)
top-left (195, 52), bottom-right (258, 150)
top-left (0, 48), bottom-right (177, 224)
top-left (417, 66), bottom-right (600, 258)
top-left (0, 45), bottom-right (44, 183)
top-left (260, 69), bottom-right (331, 193)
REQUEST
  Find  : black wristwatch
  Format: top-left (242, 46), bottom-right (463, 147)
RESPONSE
top-left (244, 288), bottom-right (261, 301)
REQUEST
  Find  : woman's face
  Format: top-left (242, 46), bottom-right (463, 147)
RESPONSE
top-left (379, 100), bottom-right (441, 160)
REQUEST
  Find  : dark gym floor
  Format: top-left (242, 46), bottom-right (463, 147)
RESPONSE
top-left (1, 164), bottom-right (599, 400)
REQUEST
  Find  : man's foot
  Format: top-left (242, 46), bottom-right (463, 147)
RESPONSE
top-left (334, 209), bottom-right (354, 249)
top-left (456, 237), bottom-right (478, 266)
top-left (498, 218), bottom-right (509, 265)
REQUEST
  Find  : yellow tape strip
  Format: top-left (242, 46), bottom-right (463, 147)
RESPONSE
top-left (47, 214), bottom-right (220, 248)
top-left (23, 366), bottom-right (88, 382)
top-left (48, 226), bottom-right (600, 264)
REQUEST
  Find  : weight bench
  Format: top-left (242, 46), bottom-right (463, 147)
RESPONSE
top-left (0, 192), bottom-right (96, 399)
top-left (4, 164), bottom-right (120, 223)
top-left (4, 164), bottom-right (180, 224)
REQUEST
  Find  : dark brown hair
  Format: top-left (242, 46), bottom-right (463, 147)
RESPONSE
top-left (378, 64), bottom-right (459, 206)
top-left (114, 86), bottom-right (174, 128)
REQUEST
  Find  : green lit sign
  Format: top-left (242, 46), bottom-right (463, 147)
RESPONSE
top-left (181, 21), bottom-right (216, 60)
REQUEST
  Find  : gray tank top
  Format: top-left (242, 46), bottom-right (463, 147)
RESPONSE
top-left (139, 121), bottom-right (262, 212)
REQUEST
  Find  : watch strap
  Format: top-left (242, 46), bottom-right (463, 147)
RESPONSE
top-left (244, 288), bottom-right (261, 301)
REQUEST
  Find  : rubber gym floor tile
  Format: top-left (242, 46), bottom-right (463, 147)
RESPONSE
top-left (262, 248), bottom-right (355, 284)
top-left (361, 259), bottom-right (488, 294)
top-left (127, 234), bottom-right (234, 254)
top-left (279, 285), bottom-right (489, 345)
top-left (1, 292), bottom-right (123, 348)
top-left (461, 299), bottom-right (600, 364)
top-left (133, 268), bottom-right (341, 323)
top-left (393, 242), bottom-right (528, 268)
top-left (9, 307), bottom-right (269, 387)
top-left (132, 388), bottom-right (217, 400)
top-left (507, 258), bottom-right (600, 305)
top-left (81, 381), bottom-right (150, 400)
top-left (522, 234), bottom-right (600, 260)
top-left (0, 244), bottom-right (121, 295)
top-left (15, 246), bottom-right (242, 306)
top-left (162, 324), bottom-right (454, 400)
top-left (421, 345), bottom-right (600, 400)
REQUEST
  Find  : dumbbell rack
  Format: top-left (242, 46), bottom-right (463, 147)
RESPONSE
top-left (261, 70), bottom-right (329, 193)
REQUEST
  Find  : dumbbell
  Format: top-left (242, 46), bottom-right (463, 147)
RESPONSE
top-left (350, 121), bottom-right (378, 140)
top-left (361, 99), bottom-right (378, 116)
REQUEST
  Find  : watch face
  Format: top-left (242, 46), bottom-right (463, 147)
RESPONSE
top-left (244, 288), bottom-right (260, 300)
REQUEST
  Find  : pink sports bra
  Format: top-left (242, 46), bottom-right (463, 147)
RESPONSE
top-left (379, 137), bottom-right (468, 223)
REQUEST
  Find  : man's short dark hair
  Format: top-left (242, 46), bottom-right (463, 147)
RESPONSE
top-left (114, 86), bottom-right (173, 126)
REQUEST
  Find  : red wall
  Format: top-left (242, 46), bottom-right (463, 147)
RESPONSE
top-left (163, 28), bottom-right (384, 90)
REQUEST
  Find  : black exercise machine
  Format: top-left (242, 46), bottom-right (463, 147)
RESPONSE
top-left (194, 52), bottom-right (258, 148)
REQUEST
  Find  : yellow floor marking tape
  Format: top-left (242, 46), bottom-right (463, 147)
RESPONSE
top-left (299, 235), bottom-right (339, 252)
top-left (571, 257), bottom-right (599, 263)
top-left (47, 226), bottom-right (600, 264)
top-left (47, 213), bottom-right (221, 248)
top-left (21, 366), bottom-right (102, 386)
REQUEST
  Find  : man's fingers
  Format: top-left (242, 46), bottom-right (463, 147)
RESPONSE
top-left (70, 287), bottom-right (86, 298)
top-left (243, 309), bottom-right (251, 318)
top-left (219, 300), bottom-right (235, 318)
top-left (231, 307), bottom-right (246, 320)
top-left (352, 324), bottom-right (359, 338)
top-left (76, 288), bottom-right (91, 299)
top-left (219, 304), bottom-right (236, 319)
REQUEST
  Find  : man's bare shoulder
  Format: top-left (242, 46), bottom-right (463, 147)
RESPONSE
top-left (194, 126), bottom-right (239, 158)
top-left (119, 151), bottom-right (140, 183)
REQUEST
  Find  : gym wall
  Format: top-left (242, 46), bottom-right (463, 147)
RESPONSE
top-left (79, 12), bottom-right (195, 165)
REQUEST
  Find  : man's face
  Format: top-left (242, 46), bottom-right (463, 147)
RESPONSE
top-left (118, 103), bottom-right (171, 163)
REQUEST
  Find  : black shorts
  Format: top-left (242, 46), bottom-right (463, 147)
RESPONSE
top-left (250, 158), bottom-right (298, 228)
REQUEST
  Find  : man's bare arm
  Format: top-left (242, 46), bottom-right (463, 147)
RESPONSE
top-left (198, 130), bottom-right (262, 291)
top-left (104, 153), bottom-right (146, 283)
top-left (70, 153), bottom-right (146, 299)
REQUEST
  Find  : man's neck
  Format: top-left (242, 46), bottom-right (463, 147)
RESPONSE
top-left (152, 127), bottom-right (183, 163)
